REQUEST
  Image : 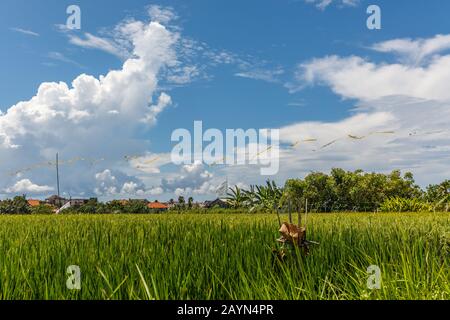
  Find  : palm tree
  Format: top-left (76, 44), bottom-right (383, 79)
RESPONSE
top-left (177, 196), bottom-right (185, 210)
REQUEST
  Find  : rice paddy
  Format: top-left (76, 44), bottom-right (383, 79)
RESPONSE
top-left (0, 213), bottom-right (448, 300)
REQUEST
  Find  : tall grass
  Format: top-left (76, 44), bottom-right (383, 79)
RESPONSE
top-left (0, 213), bottom-right (447, 300)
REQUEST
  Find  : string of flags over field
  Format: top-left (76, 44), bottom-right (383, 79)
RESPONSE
top-left (2, 128), bottom-right (448, 176)
top-left (290, 129), bottom-right (449, 152)
top-left (4, 154), bottom-right (162, 177)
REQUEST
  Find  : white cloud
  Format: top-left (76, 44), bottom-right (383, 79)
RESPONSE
top-left (10, 27), bottom-right (39, 37)
top-left (148, 5), bottom-right (178, 24)
top-left (275, 34), bottom-right (450, 186)
top-left (371, 34), bottom-right (450, 65)
top-left (47, 52), bottom-right (83, 68)
top-left (166, 66), bottom-right (201, 84)
top-left (69, 33), bottom-right (130, 59)
top-left (161, 161), bottom-right (217, 196)
top-left (293, 54), bottom-right (450, 101)
top-left (272, 97), bottom-right (450, 185)
top-left (126, 153), bottom-right (172, 174)
top-left (142, 92), bottom-right (172, 125)
top-left (94, 168), bottom-right (166, 198)
top-left (148, 187), bottom-right (164, 196)
top-left (235, 67), bottom-right (285, 83)
top-left (5, 179), bottom-right (53, 194)
top-left (0, 20), bottom-right (177, 146)
top-left (121, 181), bottom-right (140, 195)
top-left (95, 169), bottom-right (148, 197)
top-left (0, 13), bottom-right (179, 198)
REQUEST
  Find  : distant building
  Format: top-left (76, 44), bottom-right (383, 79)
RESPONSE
top-left (68, 199), bottom-right (91, 206)
top-left (203, 198), bottom-right (230, 209)
top-left (27, 199), bottom-right (41, 207)
top-left (45, 196), bottom-right (94, 208)
top-left (45, 195), bottom-right (68, 207)
top-left (148, 201), bottom-right (169, 212)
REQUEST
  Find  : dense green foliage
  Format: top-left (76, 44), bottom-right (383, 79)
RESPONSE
top-left (0, 213), bottom-right (447, 300)
top-left (0, 169), bottom-right (448, 214)
top-left (30, 204), bottom-right (55, 215)
top-left (227, 170), bottom-right (449, 213)
top-left (0, 196), bottom-right (30, 215)
top-left (380, 197), bottom-right (434, 213)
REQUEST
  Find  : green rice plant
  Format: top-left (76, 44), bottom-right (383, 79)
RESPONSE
top-left (0, 213), bottom-right (447, 300)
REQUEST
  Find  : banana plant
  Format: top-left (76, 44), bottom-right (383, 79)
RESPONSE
top-left (225, 186), bottom-right (248, 209)
top-left (244, 180), bottom-right (282, 212)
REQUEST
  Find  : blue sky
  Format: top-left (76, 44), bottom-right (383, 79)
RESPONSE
top-left (1, 0), bottom-right (450, 200)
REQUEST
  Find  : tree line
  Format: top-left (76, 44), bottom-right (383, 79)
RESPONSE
top-left (225, 169), bottom-right (449, 213)
top-left (0, 169), bottom-right (449, 214)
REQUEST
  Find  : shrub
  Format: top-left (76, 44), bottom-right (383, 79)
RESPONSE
top-left (31, 204), bottom-right (55, 215)
top-left (0, 196), bottom-right (31, 215)
top-left (380, 197), bottom-right (433, 213)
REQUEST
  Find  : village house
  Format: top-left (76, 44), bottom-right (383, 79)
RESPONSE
top-left (27, 199), bottom-right (41, 207)
top-left (45, 195), bottom-right (94, 209)
top-left (203, 198), bottom-right (230, 209)
top-left (68, 198), bottom-right (91, 206)
top-left (45, 195), bottom-right (67, 207)
top-left (147, 201), bottom-right (169, 212)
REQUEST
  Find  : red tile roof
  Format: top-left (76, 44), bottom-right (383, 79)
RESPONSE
top-left (148, 201), bottom-right (168, 209)
top-left (28, 200), bottom-right (41, 207)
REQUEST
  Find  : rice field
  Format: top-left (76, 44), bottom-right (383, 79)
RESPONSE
top-left (0, 213), bottom-right (448, 300)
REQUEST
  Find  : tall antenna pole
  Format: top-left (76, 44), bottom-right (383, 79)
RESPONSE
top-left (56, 153), bottom-right (61, 205)
top-left (305, 198), bottom-right (308, 228)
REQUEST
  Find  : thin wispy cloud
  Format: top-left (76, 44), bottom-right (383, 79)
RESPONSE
top-left (47, 51), bottom-right (84, 68)
top-left (148, 5), bottom-right (178, 24)
top-left (304, 0), bottom-right (359, 10)
top-left (371, 34), bottom-right (450, 66)
top-left (10, 27), bottom-right (40, 37)
top-left (68, 33), bottom-right (130, 60)
top-left (287, 100), bottom-right (307, 107)
top-left (235, 67), bottom-right (285, 83)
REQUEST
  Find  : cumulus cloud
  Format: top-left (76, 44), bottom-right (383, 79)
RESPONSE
top-left (0, 12), bottom-right (180, 199)
top-left (5, 179), bottom-right (53, 194)
top-left (161, 161), bottom-right (217, 196)
top-left (142, 92), bottom-right (172, 124)
top-left (1, 7), bottom-right (280, 200)
top-left (95, 169), bottom-right (148, 197)
top-left (94, 168), bottom-right (169, 198)
top-left (276, 34), bottom-right (450, 186)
